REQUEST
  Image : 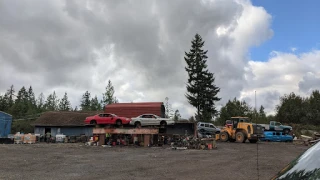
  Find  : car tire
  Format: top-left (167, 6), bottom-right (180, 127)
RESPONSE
top-left (90, 120), bottom-right (97, 125)
top-left (160, 121), bottom-right (167, 127)
top-left (135, 122), bottom-right (141, 128)
top-left (116, 120), bottom-right (122, 126)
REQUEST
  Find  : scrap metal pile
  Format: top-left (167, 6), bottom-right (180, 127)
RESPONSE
top-left (170, 134), bottom-right (217, 150)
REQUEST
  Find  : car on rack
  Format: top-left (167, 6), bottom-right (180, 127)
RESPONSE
top-left (130, 114), bottom-right (175, 127)
top-left (84, 113), bottom-right (131, 126)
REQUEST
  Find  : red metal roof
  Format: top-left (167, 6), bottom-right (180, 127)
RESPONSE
top-left (105, 102), bottom-right (165, 118)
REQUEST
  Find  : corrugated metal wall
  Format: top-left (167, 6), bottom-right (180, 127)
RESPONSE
top-left (34, 126), bottom-right (93, 137)
top-left (0, 111), bottom-right (12, 137)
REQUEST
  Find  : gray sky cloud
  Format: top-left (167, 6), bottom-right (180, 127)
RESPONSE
top-left (1, 0), bottom-right (318, 119)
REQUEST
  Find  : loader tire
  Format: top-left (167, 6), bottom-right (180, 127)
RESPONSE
top-left (220, 132), bottom-right (229, 142)
top-left (236, 132), bottom-right (245, 143)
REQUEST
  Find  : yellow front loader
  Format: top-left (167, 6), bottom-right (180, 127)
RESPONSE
top-left (216, 117), bottom-right (264, 143)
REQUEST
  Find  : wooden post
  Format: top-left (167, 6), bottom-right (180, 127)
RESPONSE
top-left (144, 134), bottom-right (151, 147)
top-left (99, 134), bottom-right (105, 145)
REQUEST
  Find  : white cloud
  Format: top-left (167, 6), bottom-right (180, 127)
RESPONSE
top-left (242, 50), bottom-right (320, 115)
top-left (2, 0), bottom-right (317, 120)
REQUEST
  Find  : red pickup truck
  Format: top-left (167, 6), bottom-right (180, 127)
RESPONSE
top-left (84, 113), bottom-right (131, 126)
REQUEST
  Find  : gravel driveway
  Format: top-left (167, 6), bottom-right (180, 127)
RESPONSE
top-left (0, 142), bottom-right (308, 180)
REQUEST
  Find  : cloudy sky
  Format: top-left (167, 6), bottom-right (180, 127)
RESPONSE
top-left (1, 0), bottom-right (320, 118)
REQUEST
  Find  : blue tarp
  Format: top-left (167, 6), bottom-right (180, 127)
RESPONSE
top-left (0, 111), bottom-right (12, 137)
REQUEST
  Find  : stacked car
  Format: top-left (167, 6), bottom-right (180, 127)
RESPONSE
top-left (84, 113), bottom-right (175, 128)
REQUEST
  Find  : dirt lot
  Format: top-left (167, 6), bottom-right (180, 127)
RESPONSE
top-left (0, 142), bottom-right (308, 180)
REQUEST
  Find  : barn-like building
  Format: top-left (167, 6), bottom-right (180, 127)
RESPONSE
top-left (32, 111), bottom-right (100, 137)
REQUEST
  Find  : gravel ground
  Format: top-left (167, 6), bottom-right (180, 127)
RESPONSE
top-left (0, 142), bottom-right (308, 180)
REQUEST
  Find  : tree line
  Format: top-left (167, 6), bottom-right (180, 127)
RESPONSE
top-left (0, 80), bottom-right (118, 119)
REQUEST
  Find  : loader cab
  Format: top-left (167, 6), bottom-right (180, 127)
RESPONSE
top-left (230, 117), bottom-right (250, 129)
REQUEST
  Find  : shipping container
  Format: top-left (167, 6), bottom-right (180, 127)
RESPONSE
top-left (0, 111), bottom-right (12, 137)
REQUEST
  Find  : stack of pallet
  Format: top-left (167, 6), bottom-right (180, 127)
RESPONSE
top-left (23, 133), bottom-right (36, 144)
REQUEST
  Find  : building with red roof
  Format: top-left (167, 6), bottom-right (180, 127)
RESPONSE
top-left (105, 102), bottom-right (165, 118)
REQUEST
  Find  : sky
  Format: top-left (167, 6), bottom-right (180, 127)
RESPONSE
top-left (0, 0), bottom-right (320, 119)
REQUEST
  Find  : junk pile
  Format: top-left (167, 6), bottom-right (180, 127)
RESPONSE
top-left (297, 132), bottom-right (320, 146)
top-left (170, 135), bottom-right (217, 150)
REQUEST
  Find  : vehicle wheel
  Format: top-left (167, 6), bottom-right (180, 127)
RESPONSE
top-left (160, 121), bottom-right (167, 127)
top-left (249, 139), bottom-right (258, 143)
top-left (236, 132), bottom-right (245, 143)
top-left (220, 132), bottom-right (229, 142)
top-left (199, 129), bottom-right (205, 133)
top-left (116, 120), bottom-right (122, 126)
top-left (283, 129), bottom-right (290, 135)
top-left (135, 122), bottom-right (141, 128)
top-left (90, 120), bottom-right (97, 125)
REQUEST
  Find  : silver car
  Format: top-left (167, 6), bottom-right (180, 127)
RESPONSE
top-left (130, 114), bottom-right (175, 127)
top-left (197, 122), bottom-right (221, 134)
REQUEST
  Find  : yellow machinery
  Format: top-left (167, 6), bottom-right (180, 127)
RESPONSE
top-left (217, 117), bottom-right (264, 143)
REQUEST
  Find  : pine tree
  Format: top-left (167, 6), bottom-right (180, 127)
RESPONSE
top-left (80, 91), bottom-right (91, 111)
top-left (45, 91), bottom-right (59, 111)
top-left (59, 92), bottom-right (71, 111)
top-left (102, 80), bottom-right (118, 106)
top-left (26, 86), bottom-right (37, 115)
top-left (90, 95), bottom-right (101, 111)
top-left (11, 86), bottom-right (29, 118)
top-left (0, 94), bottom-right (8, 111)
top-left (6, 85), bottom-right (15, 108)
top-left (184, 34), bottom-right (221, 122)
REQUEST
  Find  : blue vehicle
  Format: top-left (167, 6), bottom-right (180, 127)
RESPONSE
top-left (260, 131), bottom-right (293, 142)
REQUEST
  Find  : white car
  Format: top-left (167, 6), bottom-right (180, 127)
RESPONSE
top-left (130, 114), bottom-right (175, 127)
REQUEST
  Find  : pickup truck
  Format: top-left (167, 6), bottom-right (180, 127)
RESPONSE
top-left (260, 131), bottom-right (293, 142)
top-left (259, 121), bottom-right (292, 134)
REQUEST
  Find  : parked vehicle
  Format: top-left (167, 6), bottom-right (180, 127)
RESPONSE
top-left (84, 113), bottom-right (131, 126)
top-left (260, 131), bottom-right (293, 142)
top-left (130, 114), bottom-right (174, 127)
top-left (271, 141), bottom-right (320, 179)
top-left (197, 122), bottom-right (221, 134)
top-left (219, 116), bottom-right (264, 143)
top-left (259, 121), bottom-right (292, 134)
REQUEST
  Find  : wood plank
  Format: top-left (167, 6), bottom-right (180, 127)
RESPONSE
top-left (93, 128), bottom-right (159, 134)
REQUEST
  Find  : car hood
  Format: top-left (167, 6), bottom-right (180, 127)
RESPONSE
top-left (271, 141), bottom-right (320, 179)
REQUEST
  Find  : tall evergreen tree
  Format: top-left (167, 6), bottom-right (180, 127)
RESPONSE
top-left (184, 34), bottom-right (221, 122)
top-left (6, 85), bottom-right (15, 108)
top-left (90, 95), bottom-right (101, 111)
top-left (44, 91), bottom-right (59, 111)
top-left (59, 92), bottom-right (71, 111)
top-left (102, 80), bottom-right (118, 106)
top-left (80, 91), bottom-right (91, 111)
top-left (0, 94), bottom-right (8, 112)
top-left (26, 86), bottom-right (37, 115)
top-left (11, 86), bottom-right (29, 118)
